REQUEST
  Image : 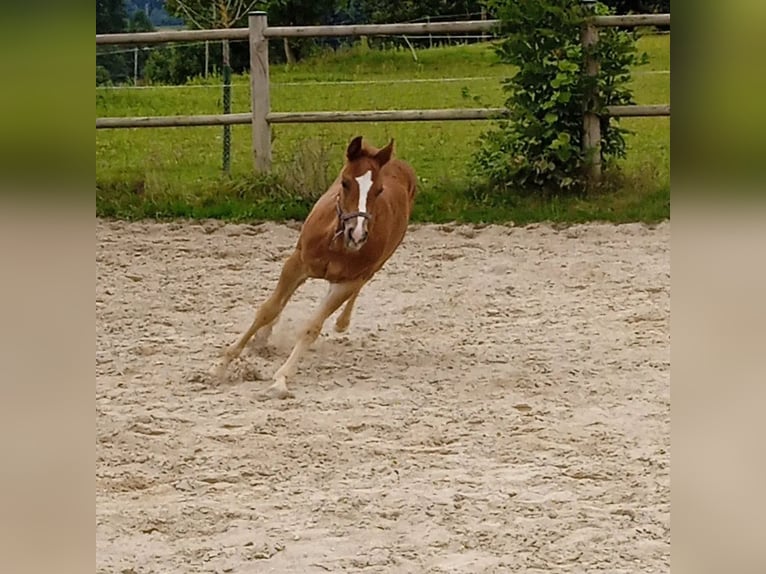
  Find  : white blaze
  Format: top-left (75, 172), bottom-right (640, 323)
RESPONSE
top-left (351, 170), bottom-right (372, 243)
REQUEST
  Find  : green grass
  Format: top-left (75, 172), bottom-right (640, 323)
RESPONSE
top-left (96, 34), bottom-right (670, 224)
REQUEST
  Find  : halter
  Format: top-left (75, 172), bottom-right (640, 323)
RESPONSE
top-left (333, 194), bottom-right (371, 244)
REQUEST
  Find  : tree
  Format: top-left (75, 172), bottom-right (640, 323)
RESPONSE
top-left (96, 0), bottom-right (129, 84)
top-left (124, 1), bottom-right (183, 26)
top-left (165, 0), bottom-right (259, 30)
top-left (166, 1), bottom-right (339, 64)
top-left (165, 0), bottom-right (259, 71)
top-left (129, 11), bottom-right (155, 32)
top-left (96, 0), bottom-right (127, 34)
top-left (602, 1), bottom-right (669, 14)
top-left (263, 0), bottom-right (338, 63)
top-left (350, 1), bottom-right (484, 24)
top-left (602, 0), bottom-right (670, 31)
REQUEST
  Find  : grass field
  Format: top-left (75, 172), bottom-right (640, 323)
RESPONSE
top-left (96, 33), bottom-right (669, 224)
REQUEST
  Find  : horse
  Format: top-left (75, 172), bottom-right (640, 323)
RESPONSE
top-left (216, 135), bottom-right (418, 399)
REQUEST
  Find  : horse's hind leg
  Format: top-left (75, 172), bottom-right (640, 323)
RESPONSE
top-left (263, 281), bottom-right (361, 399)
top-left (248, 316), bottom-right (277, 350)
top-left (216, 250), bottom-right (307, 380)
top-left (334, 282), bottom-right (367, 333)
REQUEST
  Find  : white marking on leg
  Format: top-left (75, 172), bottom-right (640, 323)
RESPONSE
top-left (352, 170), bottom-right (372, 242)
top-left (271, 282), bottom-right (354, 390)
top-left (273, 337), bottom-right (310, 383)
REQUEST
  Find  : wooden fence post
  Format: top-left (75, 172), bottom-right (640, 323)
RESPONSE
top-left (581, 2), bottom-right (601, 186)
top-left (249, 11), bottom-right (271, 173)
top-left (133, 47), bottom-right (138, 84)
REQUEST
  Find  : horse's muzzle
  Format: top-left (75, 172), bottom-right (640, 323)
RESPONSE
top-left (341, 211), bottom-right (370, 250)
top-left (345, 225), bottom-right (368, 251)
top-left (347, 226), bottom-right (368, 243)
top-left (335, 201), bottom-right (371, 250)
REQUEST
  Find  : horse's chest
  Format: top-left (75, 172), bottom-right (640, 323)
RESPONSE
top-left (323, 252), bottom-right (378, 283)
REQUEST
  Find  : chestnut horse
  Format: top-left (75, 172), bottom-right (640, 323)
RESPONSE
top-left (216, 135), bottom-right (417, 398)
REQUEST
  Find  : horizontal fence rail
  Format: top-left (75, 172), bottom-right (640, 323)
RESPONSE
top-left (592, 14), bottom-right (670, 27)
top-left (95, 14), bottom-right (669, 45)
top-left (96, 20), bottom-right (496, 45)
top-left (96, 113), bottom-right (252, 129)
top-left (263, 21), bottom-right (497, 38)
top-left (95, 105), bottom-right (669, 129)
top-left (96, 28), bottom-right (248, 45)
top-left (96, 11), bottom-right (670, 182)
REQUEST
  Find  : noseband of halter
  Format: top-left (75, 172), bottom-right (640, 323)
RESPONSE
top-left (333, 194), bottom-right (371, 243)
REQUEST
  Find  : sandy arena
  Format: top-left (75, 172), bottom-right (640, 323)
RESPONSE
top-left (96, 218), bottom-right (669, 573)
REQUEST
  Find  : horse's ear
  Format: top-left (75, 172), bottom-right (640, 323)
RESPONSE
top-left (346, 136), bottom-right (364, 161)
top-left (374, 139), bottom-right (395, 167)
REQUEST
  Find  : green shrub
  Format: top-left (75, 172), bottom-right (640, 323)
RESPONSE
top-left (473, 0), bottom-right (648, 194)
top-left (96, 65), bottom-right (112, 86)
top-left (143, 45), bottom-right (206, 85)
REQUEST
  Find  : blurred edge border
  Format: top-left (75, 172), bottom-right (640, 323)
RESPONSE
top-left (673, 1), bottom-right (766, 574)
top-left (0, 4), bottom-right (93, 574)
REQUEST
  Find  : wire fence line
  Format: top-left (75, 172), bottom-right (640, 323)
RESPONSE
top-left (96, 31), bottom-right (497, 85)
top-left (95, 76), bottom-right (503, 91)
top-left (95, 70), bottom-right (670, 91)
top-left (406, 11), bottom-right (486, 22)
top-left (96, 39), bottom-right (249, 56)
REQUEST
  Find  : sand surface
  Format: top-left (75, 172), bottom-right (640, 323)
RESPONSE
top-left (96, 218), bottom-right (670, 573)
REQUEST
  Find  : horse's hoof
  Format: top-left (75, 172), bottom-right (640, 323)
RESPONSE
top-left (211, 363), bottom-right (228, 384)
top-left (247, 334), bottom-right (270, 353)
top-left (256, 381), bottom-right (293, 401)
top-left (334, 320), bottom-right (349, 333)
top-left (210, 357), bottom-right (231, 384)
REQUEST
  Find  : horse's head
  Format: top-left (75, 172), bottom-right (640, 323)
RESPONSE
top-left (336, 135), bottom-right (395, 252)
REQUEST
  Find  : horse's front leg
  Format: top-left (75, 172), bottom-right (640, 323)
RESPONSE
top-left (216, 250), bottom-right (306, 381)
top-left (334, 281), bottom-right (368, 333)
top-left (261, 281), bottom-right (361, 399)
top-left (247, 317), bottom-right (276, 351)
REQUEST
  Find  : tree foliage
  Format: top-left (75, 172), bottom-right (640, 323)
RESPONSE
top-left (343, 1), bottom-right (484, 24)
top-left (129, 10), bottom-right (155, 33)
top-left (144, 43), bottom-right (217, 84)
top-left (165, 0), bottom-right (259, 29)
top-left (471, 0), bottom-right (648, 194)
top-left (124, 1), bottom-right (183, 26)
top-left (96, 0), bottom-right (129, 84)
top-left (96, 0), bottom-right (127, 34)
top-left (603, 0), bottom-right (669, 14)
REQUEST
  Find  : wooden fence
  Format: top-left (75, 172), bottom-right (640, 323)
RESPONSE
top-left (96, 12), bottom-right (670, 182)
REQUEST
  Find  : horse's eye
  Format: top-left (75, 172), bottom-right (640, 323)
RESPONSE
top-left (341, 180), bottom-right (350, 190)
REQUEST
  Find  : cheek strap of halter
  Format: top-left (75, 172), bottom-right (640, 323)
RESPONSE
top-left (332, 193), bottom-right (371, 244)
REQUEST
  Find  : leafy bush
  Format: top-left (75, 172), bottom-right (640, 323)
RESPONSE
top-left (143, 44), bottom-right (212, 85)
top-left (96, 65), bottom-right (112, 86)
top-left (473, 0), bottom-right (648, 194)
